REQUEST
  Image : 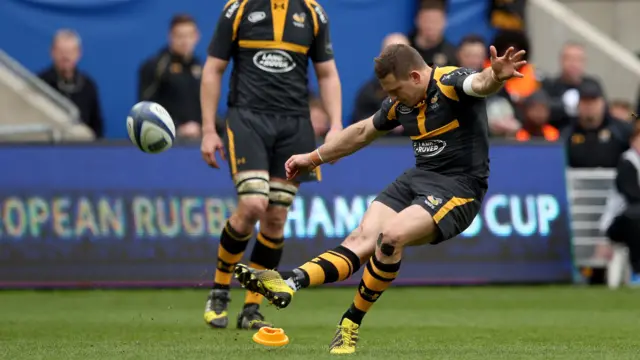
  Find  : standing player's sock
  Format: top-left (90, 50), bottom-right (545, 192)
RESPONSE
top-left (244, 233), bottom-right (284, 307)
top-left (213, 221), bottom-right (252, 290)
top-left (281, 246), bottom-right (362, 290)
top-left (342, 254), bottom-right (400, 325)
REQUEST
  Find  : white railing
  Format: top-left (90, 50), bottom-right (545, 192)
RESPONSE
top-left (0, 124), bottom-right (61, 142)
top-left (0, 49), bottom-right (80, 124)
top-left (566, 168), bottom-right (615, 268)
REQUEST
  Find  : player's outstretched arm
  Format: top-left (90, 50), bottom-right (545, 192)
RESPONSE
top-left (285, 116), bottom-right (384, 180)
top-left (316, 116), bottom-right (382, 161)
top-left (467, 46), bottom-right (527, 97)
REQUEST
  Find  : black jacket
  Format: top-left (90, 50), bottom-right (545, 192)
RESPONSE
top-left (562, 114), bottom-right (633, 168)
top-left (138, 48), bottom-right (202, 127)
top-left (38, 67), bottom-right (104, 138)
top-left (351, 77), bottom-right (387, 123)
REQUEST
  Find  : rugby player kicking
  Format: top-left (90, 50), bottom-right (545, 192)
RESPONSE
top-left (234, 43), bottom-right (526, 354)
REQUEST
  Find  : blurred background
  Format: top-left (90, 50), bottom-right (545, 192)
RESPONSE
top-left (2, 0), bottom-right (640, 292)
top-left (4, 0), bottom-right (640, 358)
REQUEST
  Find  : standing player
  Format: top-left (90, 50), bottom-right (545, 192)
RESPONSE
top-left (200, 0), bottom-right (342, 330)
top-left (233, 43), bottom-right (526, 353)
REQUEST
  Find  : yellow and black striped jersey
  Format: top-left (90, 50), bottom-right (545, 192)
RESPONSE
top-left (209, 0), bottom-right (333, 116)
top-left (373, 67), bottom-right (490, 183)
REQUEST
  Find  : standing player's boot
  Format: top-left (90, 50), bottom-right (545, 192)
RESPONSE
top-left (236, 304), bottom-right (272, 329)
top-left (329, 318), bottom-right (359, 354)
top-left (233, 263), bottom-right (294, 308)
top-left (203, 289), bottom-right (231, 328)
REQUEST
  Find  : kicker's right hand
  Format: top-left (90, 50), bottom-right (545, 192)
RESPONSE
top-left (285, 153), bottom-right (316, 180)
top-left (201, 131), bottom-right (225, 168)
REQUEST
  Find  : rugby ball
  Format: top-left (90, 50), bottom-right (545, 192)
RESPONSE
top-left (126, 101), bottom-right (176, 154)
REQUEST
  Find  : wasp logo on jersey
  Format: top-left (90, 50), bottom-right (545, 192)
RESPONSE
top-left (424, 195), bottom-right (443, 209)
top-left (293, 13), bottom-right (306, 28)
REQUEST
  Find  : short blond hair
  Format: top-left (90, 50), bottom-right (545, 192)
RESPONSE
top-left (52, 29), bottom-right (82, 48)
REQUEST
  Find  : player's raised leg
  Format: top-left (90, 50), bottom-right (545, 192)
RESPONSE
top-left (237, 178), bottom-right (297, 329)
top-left (329, 204), bottom-right (439, 354)
top-left (234, 200), bottom-right (398, 307)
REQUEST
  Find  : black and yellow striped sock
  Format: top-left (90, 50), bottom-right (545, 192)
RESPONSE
top-left (287, 246), bottom-right (361, 289)
top-left (244, 233), bottom-right (284, 306)
top-left (213, 221), bottom-right (252, 290)
top-left (343, 254), bottom-right (400, 325)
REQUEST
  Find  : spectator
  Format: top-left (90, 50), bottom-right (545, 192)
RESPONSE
top-left (489, 30), bottom-right (539, 104)
top-left (456, 35), bottom-right (487, 72)
top-left (600, 117), bottom-right (640, 286)
top-left (138, 14), bottom-right (202, 139)
top-left (39, 29), bottom-right (104, 138)
top-left (543, 41), bottom-right (603, 130)
top-left (351, 33), bottom-right (408, 136)
top-left (515, 90), bottom-right (559, 142)
top-left (486, 96), bottom-right (520, 138)
top-left (309, 93), bottom-right (329, 138)
top-left (409, 0), bottom-right (457, 67)
top-left (609, 99), bottom-right (634, 122)
top-left (562, 81), bottom-right (632, 168)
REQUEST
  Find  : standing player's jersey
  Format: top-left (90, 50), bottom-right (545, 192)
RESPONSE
top-left (373, 67), bottom-right (490, 183)
top-left (209, 0), bottom-right (333, 116)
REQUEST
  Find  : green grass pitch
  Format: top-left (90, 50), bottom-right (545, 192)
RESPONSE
top-left (1, 286), bottom-right (639, 359)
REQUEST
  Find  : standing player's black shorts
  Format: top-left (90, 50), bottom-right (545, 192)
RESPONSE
top-left (224, 107), bottom-right (320, 183)
top-left (375, 168), bottom-right (486, 244)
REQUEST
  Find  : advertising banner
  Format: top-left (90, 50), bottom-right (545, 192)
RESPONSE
top-left (0, 142), bottom-right (574, 287)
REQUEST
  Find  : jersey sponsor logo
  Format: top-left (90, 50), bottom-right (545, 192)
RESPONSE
top-left (253, 50), bottom-right (297, 73)
top-left (292, 13), bottom-right (306, 28)
top-left (225, 1), bottom-right (240, 18)
top-left (396, 104), bottom-right (413, 114)
top-left (248, 11), bottom-right (266, 23)
top-left (314, 5), bottom-right (328, 23)
top-left (413, 139), bottom-right (446, 157)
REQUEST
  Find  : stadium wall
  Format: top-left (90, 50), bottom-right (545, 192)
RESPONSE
top-left (0, 140), bottom-right (576, 289)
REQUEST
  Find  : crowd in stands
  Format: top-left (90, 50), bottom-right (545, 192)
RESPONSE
top-left (37, 0), bottom-right (638, 171)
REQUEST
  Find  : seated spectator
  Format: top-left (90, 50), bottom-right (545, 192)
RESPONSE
top-left (138, 14), bottom-right (202, 139)
top-left (609, 99), bottom-right (634, 122)
top-left (515, 90), bottom-right (559, 142)
top-left (562, 81), bottom-right (632, 168)
top-left (543, 41), bottom-right (603, 130)
top-left (409, 0), bottom-right (457, 67)
top-left (39, 29), bottom-right (104, 138)
top-left (600, 116), bottom-right (640, 287)
top-left (456, 35), bottom-right (486, 72)
top-left (486, 96), bottom-right (520, 138)
top-left (351, 33), bottom-right (408, 136)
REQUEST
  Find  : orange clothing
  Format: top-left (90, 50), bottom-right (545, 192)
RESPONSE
top-left (516, 125), bottom-right (559, 142)
top-left (483, 60), bottom-right (539, 100)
